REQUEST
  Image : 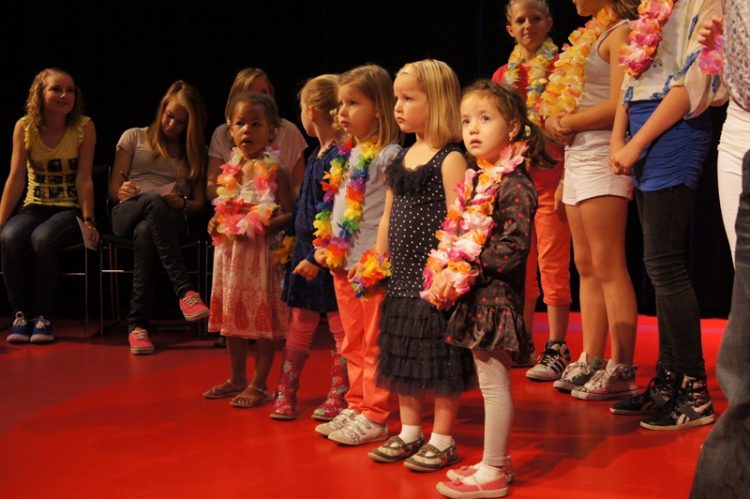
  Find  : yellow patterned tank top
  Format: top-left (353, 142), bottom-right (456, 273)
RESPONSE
top-left (22, 115), bottom-right (91, 207)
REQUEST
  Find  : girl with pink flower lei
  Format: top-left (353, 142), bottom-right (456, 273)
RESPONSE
top-left (609, 0), bottom-right (725, 431)
top-left (433, 80), bottom-right (554, 498)
top-left (202, 92), bottom-right (293, 409)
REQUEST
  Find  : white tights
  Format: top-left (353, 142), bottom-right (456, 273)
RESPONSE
top-left (473, 350), bottom-right (513, 468)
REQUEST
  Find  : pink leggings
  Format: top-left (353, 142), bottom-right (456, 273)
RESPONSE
top-left (285, 307), bottom-right (344, 354)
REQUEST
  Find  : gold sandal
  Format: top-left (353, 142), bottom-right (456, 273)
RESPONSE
top-left (229, 385), bottom-right (273, 409)
top-left (202, 379), bottom-right (247, 399)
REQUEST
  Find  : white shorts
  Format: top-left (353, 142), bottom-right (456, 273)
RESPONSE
top-left (563, 150), bottom-right (633, 205)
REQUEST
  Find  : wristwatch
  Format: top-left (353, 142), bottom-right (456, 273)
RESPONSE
top-left (83, 216), bottom-right (96, 226)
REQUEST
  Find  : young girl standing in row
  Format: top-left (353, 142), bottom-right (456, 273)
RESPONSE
top-left (313, 64), bottom-right (402, 444)
top-left (270, 75), bottom-right (348, 421)
top-left (2, 68), bottom-right (98, 344)
top-left (539, 0), bottom-right (641, 401)
top-left (202, 92), bottom-right (293, 408)
top-left (435, 80), bottom-right (548, 498)
top-left (610, 0), bottom-right (724, 429)
top-left (492, 0), bottom-right (573, 380)
top-left (367, 59), bottom-right (474, 472)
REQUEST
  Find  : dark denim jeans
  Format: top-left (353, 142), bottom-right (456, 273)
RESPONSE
top-left (112, 193), bottom-right (192, 330)
top-left (635, 185), bottom-right (706, 378)
top-left (690, 149), bottom-right (750, 499)
top-left (0, 204), bottom-right (80, 318)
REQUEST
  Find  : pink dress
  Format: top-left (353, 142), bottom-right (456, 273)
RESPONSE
top-left (208, 162), bottom-right (289, 339)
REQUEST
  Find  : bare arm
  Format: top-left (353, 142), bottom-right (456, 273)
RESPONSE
top-left (109, 147), bottom-right (139, 202)
top-left (373, 187), bottom-right (393, 255)
top-left (441, 151), bottom-right (467, 210)
top-left (268, 167), bottom-right (293, 234)
top-left (75, 120), bottom-right (97, 219)
top-left (611, 87), bottom-right (691, 174)
top-left (0, 120), bottom-right (30, 226)
top-left (205, 155), bottom-right (223, 201)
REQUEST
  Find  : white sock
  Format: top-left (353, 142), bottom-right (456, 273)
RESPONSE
top-left (428, 432), bottom-right (453, 451)
top-left (398, 424), bottom-right (422, 444)
top-left (474, 351), bottom-right (512, 467)
top-left (472, 462), bottom-right (504, 484)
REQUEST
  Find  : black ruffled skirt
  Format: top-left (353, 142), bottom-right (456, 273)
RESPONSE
top-left (377, 296), bottom-right (475, 396)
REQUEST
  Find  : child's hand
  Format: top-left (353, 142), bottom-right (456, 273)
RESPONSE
top-left (293, 260), bottom-right (321, 281)
top-left (207, 216), bottom-right (218, 236)
top-left (118, 181), bottom-right (139, 201)
top-left (544, 114), bottom-right (573, 145)
top-left (314, 248), bottom-right (330, 269)
top-left (698, 15), bottom-right (723, 49)
top-left (347, 261), bottom-right (362, 281)
top-left (610, 141), bottom-right (642, 176)
top-left (429, 271), bottom-right (455, 309)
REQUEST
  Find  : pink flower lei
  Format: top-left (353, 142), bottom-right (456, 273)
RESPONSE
top-left (421, 142), bottom-right (528, 308)
top-left (620, 0), bottom-right (678, 77)
top-left (211, 149), bottom-right (280, 246)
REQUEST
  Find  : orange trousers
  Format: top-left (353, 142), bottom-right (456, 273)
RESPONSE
top-left (333, 272), bottom-right (390, 425)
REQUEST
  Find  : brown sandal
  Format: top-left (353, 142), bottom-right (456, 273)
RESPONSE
top-left (229, 385), bottom-right (273, 409)
top-left (202, 379), bottom-right (247, 399)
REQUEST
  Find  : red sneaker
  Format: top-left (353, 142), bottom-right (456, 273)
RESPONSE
top-left (179, 291), bottom-right (209, 321)
top-left (129, 327), bottom-right (154, 355)
top-left (436, 475), bottom-right (509, 498)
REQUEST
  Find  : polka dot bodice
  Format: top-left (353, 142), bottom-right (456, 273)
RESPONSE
top-left (386, 144), bottom-right (461, 298)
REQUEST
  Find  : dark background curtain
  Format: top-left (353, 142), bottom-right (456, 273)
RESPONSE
top-left (0, 0), bottom-right (733, 317)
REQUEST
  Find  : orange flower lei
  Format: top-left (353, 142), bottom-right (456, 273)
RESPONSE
top-left (211, 150), bottom-right (279, 246)
top-left (421, 142), bottom-right (528, 308)
top-left (504, 37), bottom-right (558, 125)
top-left (537, 6), bottom-right (619, 118)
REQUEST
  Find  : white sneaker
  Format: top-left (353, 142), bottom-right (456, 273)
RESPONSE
top-left (553, 352), bottom-right (603, 392)
top-left (327, 414), bottom-right (388, 446)
top-left (572, 359), bottom-right (639, 401)
top-left (526, 342), bottom-right (571, 381)
top-left (314, 408), bottom-right (359, 437)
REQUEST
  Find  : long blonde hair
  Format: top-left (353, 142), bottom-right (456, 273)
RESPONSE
top-left (25, 67), bottom-right (84, 132)
top-left (610, 0), bottom-right (640, 20)
top-left (396, 59), bottom-right (462, 148)
top-left (338, 64), bottom-right (401, 148)
top-left (146, 80), bottom-right (207, 180)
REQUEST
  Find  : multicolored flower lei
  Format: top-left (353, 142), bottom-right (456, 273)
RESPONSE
top-left (312, 139), bottom-right (380, 269)
top-left (504, 37), bottom-right (558, 125)
top-left (620, 0), bottom-right (677, 77)
top-left (211, 149), bottom-right (279, 246)
top-left (537, 6), bottom-right (619, 118)
top-left (698, 34), bottom-right (723, 76)
top-left (421, 142), bottom-right (528, 308)
top-left (271, 233), bottom-right (295, 270)
top-left (351, 250), bottom-right (392, 298)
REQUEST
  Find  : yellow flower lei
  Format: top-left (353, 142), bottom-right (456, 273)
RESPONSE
top-left (504, 37), bottom-right (558, 125)
top-left (537, 6), bottom-right (619, 118)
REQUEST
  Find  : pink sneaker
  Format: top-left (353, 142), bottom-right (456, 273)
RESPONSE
top-left (436, 475), bottom-right (509, 498)
top-left (179, 291), bottom-right (209, 321)
top-left (129, 327), bottom-right (154, 355)
top-left (446, 457), bottom-right (514, 483)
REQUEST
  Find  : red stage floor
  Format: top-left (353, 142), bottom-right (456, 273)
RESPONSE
top-left (0, 313), bottom-right (726, 498)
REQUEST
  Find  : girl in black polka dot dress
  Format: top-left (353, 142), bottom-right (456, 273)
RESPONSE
top-left (365, 60), bottom-right (475, 473)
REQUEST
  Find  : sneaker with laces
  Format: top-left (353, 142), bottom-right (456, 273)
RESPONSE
top-left (553, 352), bottom-right (604, 392)
top-left (611, 361), bottom-right (677, 415)
top-left (7, 311), bottom-right (32, 343)
top-left (640, 375), bottom-right (715, 431)
top-left (129, 327), bottom-right (155, 355)
top-left (446, 456), bottom-right (515, 483)
top-left (526, 342), bottom-right (571, 381)
top-left (327, 414), bottom-right (388, 446)
top-left (436, 474), bottom-right (509, 498)
top-left (29, 316), bottom-right (54, 344)
top-left (571, 359), bottom-right (639, 400)
top-left (179, 290), bottom-right (209, 321)
top-left (315, 408), bottom-right (359, 437)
